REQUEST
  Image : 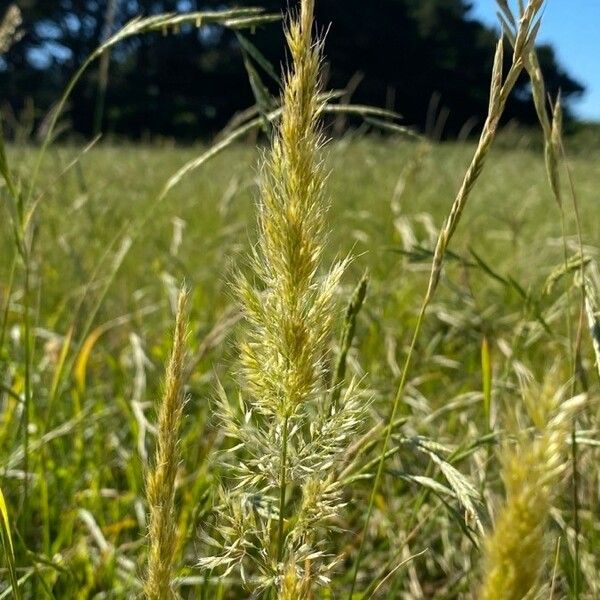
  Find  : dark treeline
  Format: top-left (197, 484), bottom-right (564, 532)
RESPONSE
top-left (0, 0), bottom-right (585, 140)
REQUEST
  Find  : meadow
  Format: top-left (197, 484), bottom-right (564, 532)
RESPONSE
top-left (1, 0), bottom-right (600, 598)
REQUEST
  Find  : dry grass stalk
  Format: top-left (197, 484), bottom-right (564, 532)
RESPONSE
top-left (426, 0), bottom-right (545, 302)
top-left (145, 289), bottom-right (189, 600)
top-left (498, 0), bottom-right (563, 210)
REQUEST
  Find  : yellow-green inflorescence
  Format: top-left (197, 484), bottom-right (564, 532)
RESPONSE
top-left (199, 0), bottom-right (365, 596)
top-left (145, 290), bottom-right (189, 600)
top-left (479, 374), bottom-right (584, 600)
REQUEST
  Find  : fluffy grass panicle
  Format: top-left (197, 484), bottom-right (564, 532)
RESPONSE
top-left (238, 0), bottom-right (341, 421)
top-left (144, 289), bottom-right (189, 600)
top-left (199, 0), bottom-right (365, 595)
top-left (479, 372), bottom-right (585, 600)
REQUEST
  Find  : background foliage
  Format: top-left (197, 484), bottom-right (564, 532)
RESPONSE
top-left (0, 0), bottom-right (585, 139)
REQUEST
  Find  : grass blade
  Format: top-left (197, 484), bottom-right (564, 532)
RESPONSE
top-left (481, 336), bottom-right (492, 432)
top-left (0, 486), bottom-right (21, 600)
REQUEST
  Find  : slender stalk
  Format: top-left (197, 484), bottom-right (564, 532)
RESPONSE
top-left (276, 415), bottom-right (290, 564)
top-left (559, 212), bottom-right (575, 376)
top-left (557, 206), bottom-right (581, 598)
top-left (21, 256), bottom-right (31, 526)
top-left (559, 140), bottom-right (589, 595)
top-left (348, 305), bottom-right (425, 596)
top-left (526, 56), bottom-right (582, 593)
top-left (571, 426), bottom-right (580, 597)
top-left (557, 201), bottom-right (580, 597)
top-left (0, 255), bottom-right (16, 354)
top-left (93, 0), bottom-right (118, 135)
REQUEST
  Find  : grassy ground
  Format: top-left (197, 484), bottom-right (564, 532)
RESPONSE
top-left (1, 134), bottom-right (599, 597)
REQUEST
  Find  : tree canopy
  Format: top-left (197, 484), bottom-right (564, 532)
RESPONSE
top-left (0, 0), bottom-right (585, 139)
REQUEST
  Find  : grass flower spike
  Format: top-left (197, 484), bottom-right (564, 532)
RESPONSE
top-left (199, 0), bottom-right (365, 595)
top-left (145, 289), bottom-right (189, 600)
top-left (479, 374), bottom-right (585, 600)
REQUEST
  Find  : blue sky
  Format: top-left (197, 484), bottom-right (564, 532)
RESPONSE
top-left (470, 0), bottom-right (600, 121)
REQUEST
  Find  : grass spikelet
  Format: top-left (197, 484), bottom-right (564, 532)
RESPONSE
top-left (331, 273), bottom-right (368, 409)
top-left (501, 0), bottom-right (563, 212)
top-left (279, 559), bottom-right (310, 600)
top-left (431, 0), bottom-right (546, 281)
top-left (144, 289), bottom-right (189, 600)
top-left (478, 376), bottom-right (585, 600)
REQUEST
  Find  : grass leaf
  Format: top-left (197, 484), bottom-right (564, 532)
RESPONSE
top-left (481, 336), bottom-right (492, 432)
top-left (0, 486), bottom-right (21, 600)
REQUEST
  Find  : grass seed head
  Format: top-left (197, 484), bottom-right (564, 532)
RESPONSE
top-left (478, 374), bottom-right (584, 600)
top-left (145, 289), bottom-right (189, 600)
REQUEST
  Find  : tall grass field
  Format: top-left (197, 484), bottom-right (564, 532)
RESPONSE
top-left (1, 0), bottom-right (600, 598)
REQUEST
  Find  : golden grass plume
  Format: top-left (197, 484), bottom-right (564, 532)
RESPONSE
top-left (479, 372), bottom-right (585, 600)
top-left (144, 289), bottom-right (189, 600)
